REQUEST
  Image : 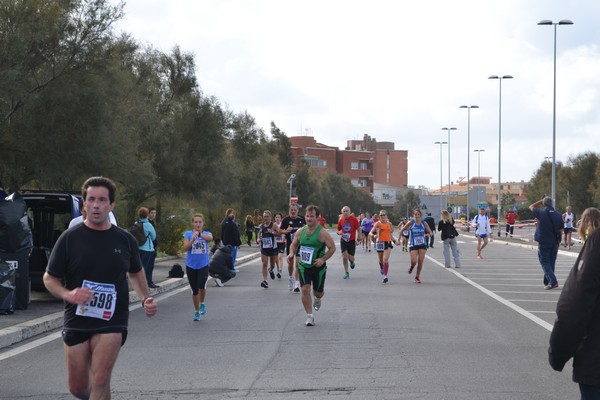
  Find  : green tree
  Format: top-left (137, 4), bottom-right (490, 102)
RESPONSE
top-left (393, 190), bottom-right (421, 220)
top-left (559, 152), bottom-right (599, 214)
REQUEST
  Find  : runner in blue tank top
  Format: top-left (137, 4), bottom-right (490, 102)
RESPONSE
top-left (398, 209), bottom-right (432, 284)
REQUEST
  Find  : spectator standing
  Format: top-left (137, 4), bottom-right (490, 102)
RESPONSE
top-left (563, 206), bottom-right (575, 249)
top-left (244, 215), bottom-right (254, 246)
top-left (437, 210), bottom-right (461, 268)
top-left (471, 208), bottom-right (491, 259)
top-left (529, 196), bottom-right (564, 290)
top-left (147, 207), bottom-right (158, 282)
top-left (549, 207), bottom-right (600, 399)
top-left (423, 212), bottom-right (436, 248)
top-left (252, 209), bottom-right (262, 242)
top-left (138, 207), bottom-right (158, 288)
top-left (504, 209), bottom-right (518, 238)
top-left (221, 208), bottom-right (242, 268)
top-left (318, 214), bottom-right (326, 227)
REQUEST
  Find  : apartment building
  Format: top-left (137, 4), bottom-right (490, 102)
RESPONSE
top-left (289, 134), bottom-right (408, 201)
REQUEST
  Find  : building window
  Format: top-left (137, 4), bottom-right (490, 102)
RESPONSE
top-left (302, 156), bottom-right (327, 168)
top-left (358, 178), bottom-right (368, 187)
top-left (359, 160), bottom-right (369, 170)
top-left (350, 161), bottom-right (359, 170)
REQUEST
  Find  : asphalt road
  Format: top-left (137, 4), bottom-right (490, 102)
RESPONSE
top-left (0, 233), bottom-right (580, 399)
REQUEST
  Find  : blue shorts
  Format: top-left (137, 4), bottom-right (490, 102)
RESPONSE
top-left (477, 234), bottom-right (488, 239)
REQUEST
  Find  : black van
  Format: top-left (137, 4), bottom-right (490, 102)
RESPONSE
top-left (21, 191), bottom-right (117, 290)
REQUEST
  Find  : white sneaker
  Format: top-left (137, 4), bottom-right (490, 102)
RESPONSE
top-left (288, 276), bottom-right (294, 291)
top-left (293, 280), bottom-right (301, 293)
top-left (313, 297), bottom-right (321, 311)
top-left (305, 314), bottom-right (315, 326)
top-left (214, 278), bottom-right (224, 287)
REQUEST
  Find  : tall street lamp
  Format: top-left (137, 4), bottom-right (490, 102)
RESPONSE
top-left (474, 149), bottom-right (485, 204)
top-left (287, 174), bottom-right (296, 203)
top-left (441, 127), bottom-right (457, 210)
top-left (435, 141), bottom-right (448, 217)
top-left (538, 19), bottom-right (573, 206)
top-left (459, 105), bottom-right (479, 222)
top-left (488, 74), bottom-right (513, 237)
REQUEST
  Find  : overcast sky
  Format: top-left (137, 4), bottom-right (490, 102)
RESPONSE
top-left (113, 0), bottom-right (600, 190)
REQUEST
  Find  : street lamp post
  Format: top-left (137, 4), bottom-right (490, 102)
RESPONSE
top-left (435, 141), bottom-right (448, 217)
top-left (441, 127), bottom-right (457, 210)
top-left (474, 149), bottom-right (485, 204)
top-left (459, 105), bottom-right (479, 222)
top-left (287, 174), bottom-right (296, 203)
top-left (538, 19), bottom-right (573, 206)
top-left (488, 75), bottom-right (513, 237)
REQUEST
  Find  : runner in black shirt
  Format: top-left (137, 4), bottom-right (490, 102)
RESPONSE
top-left (280, 203), bottom-right (305, 292)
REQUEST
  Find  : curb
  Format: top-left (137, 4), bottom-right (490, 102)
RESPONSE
top-left (0, 252), bottom-right (261, 351)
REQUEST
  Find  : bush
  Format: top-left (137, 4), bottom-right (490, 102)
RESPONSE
top-left (156, 214), bottom-right (189, 256)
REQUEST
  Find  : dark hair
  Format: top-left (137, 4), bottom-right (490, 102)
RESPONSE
top-left (81, 176), bottom-right (117, 203)
top-left (305, 204), bottom-right (320, 217)
top-left (148, 207), bottom-right (156, 213)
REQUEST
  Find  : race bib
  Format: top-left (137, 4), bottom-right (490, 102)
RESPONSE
top-left (375, 241), bottom-right (385, 251)
top-left (191, 238), bottom-right (207, 255)
top-left (342, 233), bottom-right (351, 242)
top-left (413, 236), bottom-right (425, 246)
top-left (76, 280), bottom-right (116, 321)
top-left (262, 237), bottom-right (274, 248)
top-left (299, 246), bottom-right (315, 264)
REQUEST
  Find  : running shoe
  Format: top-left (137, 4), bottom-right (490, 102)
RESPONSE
top-left (288, 276), bottom-right (294, 291)
top-left (293, 281), bottom-right (301, 293)
top-left (313, 297), bottom-right (321, 311)
top-left (414, 277), bottom-right (421, 284)
top-left (350, 261), bottom-right (356, 270)
top-left (269, 268), bottom-right (275, 280)
top-left (261, 280), bottom-right (269, 289)
top-left (408, 266), bottom-right (414, 274)
top-left (214, 278), bottom-right (224, 287)
top-left (343, 272), bottom-right (350, 279)
top-left (544, 283), bottom-right (559, 290)
top-left (382, 277), bottom-right (388, 284)
top-left (276, 271), bottom-right (282, 279)
top-left (193, 311), bottom-right (201, 321)
top-left (477, 255), bottom-right (483, 259)
top-left (199, 303), bottom-right (206, 315)
top-left (305, 314), bottom-right (315, 326)
top-left (368, 248), bottom-right (371, 252)
top-left (445, 265), bottom-right (451, 268)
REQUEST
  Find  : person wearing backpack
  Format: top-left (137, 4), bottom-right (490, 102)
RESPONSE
top-left (137, 207), bottom-right (157, 288)
top-left (471, 208), bottom-right (492, 259)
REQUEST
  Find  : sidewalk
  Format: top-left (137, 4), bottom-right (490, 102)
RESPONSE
top-left (0, 245), bottom-right (260, 350)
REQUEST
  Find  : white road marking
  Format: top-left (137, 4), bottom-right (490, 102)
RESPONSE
top-left (426, 254), bottom-right (554, 332)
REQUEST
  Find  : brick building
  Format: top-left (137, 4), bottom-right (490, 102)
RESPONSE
top-left (289, 134), bottom-right (408, 202)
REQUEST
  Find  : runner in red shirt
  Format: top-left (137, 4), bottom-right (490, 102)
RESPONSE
top-left (337, 206), bottom-right (362, 279)
top-left (504, 210), bottom-right (518, 237)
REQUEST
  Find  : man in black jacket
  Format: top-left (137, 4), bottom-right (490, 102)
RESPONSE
top-left (529, 197), bottom-right (564, 290)
top-left (221, 208), bottom-right (242, 268)
top-left (423, 213), bottom-right (436, 248)
top-left (208, 245), bottom-right (236, 287)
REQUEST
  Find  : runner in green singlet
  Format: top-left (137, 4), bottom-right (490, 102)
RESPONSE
top-left (288, 205), bottom-right (336, 327)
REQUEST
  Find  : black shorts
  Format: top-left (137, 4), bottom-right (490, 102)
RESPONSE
top-left (375, 241), bottom-right (393, 252)
top-left (409, 245), bottom-right (428, 251)
top-left (62, 329), bottom-right (127, 347)
top-left (277, 242), bottom-right (286, 253)
top-left (261, 246), bottom-right (279, 256)
top-left (186, 266), bottom-right (209, 295)
top-left (340, 240), bottom-right (356, 256)
top-left (564, 227), bottom-right (573, 234)
top-left (298, 265), bottom-right (327, 292)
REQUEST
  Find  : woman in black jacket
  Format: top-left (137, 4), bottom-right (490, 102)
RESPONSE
top-left (437, 210), bottom-right (461, 269)
top-left (549, 207), bottom-right (600, 399)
